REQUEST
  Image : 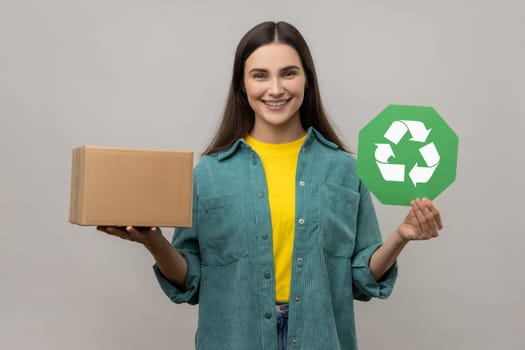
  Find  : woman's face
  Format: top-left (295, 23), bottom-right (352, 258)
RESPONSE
top-left (243, 43), bottom-right (307, 142)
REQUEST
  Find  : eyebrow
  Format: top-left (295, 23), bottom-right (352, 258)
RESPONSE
top-left (248, 65), bottom-right (302, 74)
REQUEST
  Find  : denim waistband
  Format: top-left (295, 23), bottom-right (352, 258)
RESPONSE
top-left (276, 303), bottom-right (289, 320)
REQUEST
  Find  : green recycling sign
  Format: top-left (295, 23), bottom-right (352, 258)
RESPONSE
top-left (357, 105), bottom-right (459, 205)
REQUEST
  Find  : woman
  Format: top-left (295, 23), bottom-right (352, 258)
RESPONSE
top-left (98, 21), bottom-right (442, 350)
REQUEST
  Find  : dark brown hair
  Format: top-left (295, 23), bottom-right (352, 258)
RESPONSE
top-left (203, 21), bottom-right (348, 155)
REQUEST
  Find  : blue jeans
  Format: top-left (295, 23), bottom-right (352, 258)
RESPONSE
top-left (276, 303), bottom-right (289, 350)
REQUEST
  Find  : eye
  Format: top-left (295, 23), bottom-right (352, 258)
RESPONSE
top-left (251, 72), bottom-right (267, 80)
top-left (283, 70), bottom-right (298, 78)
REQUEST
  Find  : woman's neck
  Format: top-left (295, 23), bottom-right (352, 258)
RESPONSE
top-left (249, 119), bottom-right (305, 144)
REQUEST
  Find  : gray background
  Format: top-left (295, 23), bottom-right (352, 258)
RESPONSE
top-left (1, 0), bottom-right (523, 349)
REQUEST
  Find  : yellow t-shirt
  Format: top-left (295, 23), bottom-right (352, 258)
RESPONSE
top-left (245, 134), bottom-right (306, 302)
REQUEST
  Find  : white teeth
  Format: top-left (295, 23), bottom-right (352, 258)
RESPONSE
top-left (265, 100), bottom-right (287, 107)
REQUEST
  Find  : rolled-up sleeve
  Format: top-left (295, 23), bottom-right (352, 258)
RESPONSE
top-left (153, 180), bottom-right (201, 305)
top-left (352, 244), bottom-right (397, 301)
top-left (154, 247), bottom-right (200, 304)
top-left (351, 181), bottom-right (398, 301)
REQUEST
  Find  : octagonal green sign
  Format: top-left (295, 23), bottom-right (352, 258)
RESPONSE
top-left (357, 105), bottom-right (459, 206)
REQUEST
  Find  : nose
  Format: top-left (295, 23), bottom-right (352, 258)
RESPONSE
top-left (268, 77), bottom-right (284, 97)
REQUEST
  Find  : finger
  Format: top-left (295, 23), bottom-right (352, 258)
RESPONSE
top-left (125, 226), bottom-right (143, 240)
top-left (413, 199), bottom-right (434, 238)
top-left (103, 226), bottom-right (132, 240)
top-left (409, 200), bottom-right (423, 232)
top-left (125, 226), bottom-right (158, 242)
top-left (405, 201), bottom-right (419, 222)
top-left (418, 199), bottom-right (440, 237)
top-left (139, 226), bottom-right (161, 234)
top-left (424, 199), bottom-right (443, 230)
top-left (97, 225), bottom-right (116, 234)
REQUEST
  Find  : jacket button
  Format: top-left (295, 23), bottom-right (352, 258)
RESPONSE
top-left (264, 272), bottom-right (271, 279)
top-left (265, 312), bottom-right (272, 319)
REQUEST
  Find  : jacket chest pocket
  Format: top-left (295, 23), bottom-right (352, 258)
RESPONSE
top-left (198, 193), bottom-right (248, 266)
top-left (319, 182), bottom-right (360, 257)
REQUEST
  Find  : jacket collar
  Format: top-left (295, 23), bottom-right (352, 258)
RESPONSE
top-left (217, 127), bottom-right (338, 161)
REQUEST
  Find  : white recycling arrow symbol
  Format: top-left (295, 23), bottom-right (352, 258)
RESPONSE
top-left (375, 120), bottom-right (440, 186)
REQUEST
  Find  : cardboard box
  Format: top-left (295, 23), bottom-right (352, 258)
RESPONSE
top-left (69, 146), bottom-right (193, 227)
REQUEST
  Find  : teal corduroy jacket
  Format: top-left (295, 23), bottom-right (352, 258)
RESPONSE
top-left (154, 127), bottom-right (397, 349)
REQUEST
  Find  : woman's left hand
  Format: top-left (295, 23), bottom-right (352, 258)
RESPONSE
top-left (396, 198), bottom-right (443, 241)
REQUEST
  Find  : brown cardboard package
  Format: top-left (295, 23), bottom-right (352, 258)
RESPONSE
top-left (69, 146), bottom-right (193, 227)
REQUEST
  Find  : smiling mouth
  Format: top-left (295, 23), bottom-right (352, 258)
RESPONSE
top-left (263, 99), bottom-right (291, 107)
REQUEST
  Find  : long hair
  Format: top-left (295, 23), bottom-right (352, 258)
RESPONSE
top-left (203, 21), bottom-right (348, 155)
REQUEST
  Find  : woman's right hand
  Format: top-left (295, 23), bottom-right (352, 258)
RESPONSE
top-left (96, 226), bottom-right (166, 251)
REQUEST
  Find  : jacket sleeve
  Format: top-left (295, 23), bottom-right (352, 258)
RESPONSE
top-left (351, 181), bottom-right (397, 301)
top-left (153, 180), bottom-right (201, 305)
